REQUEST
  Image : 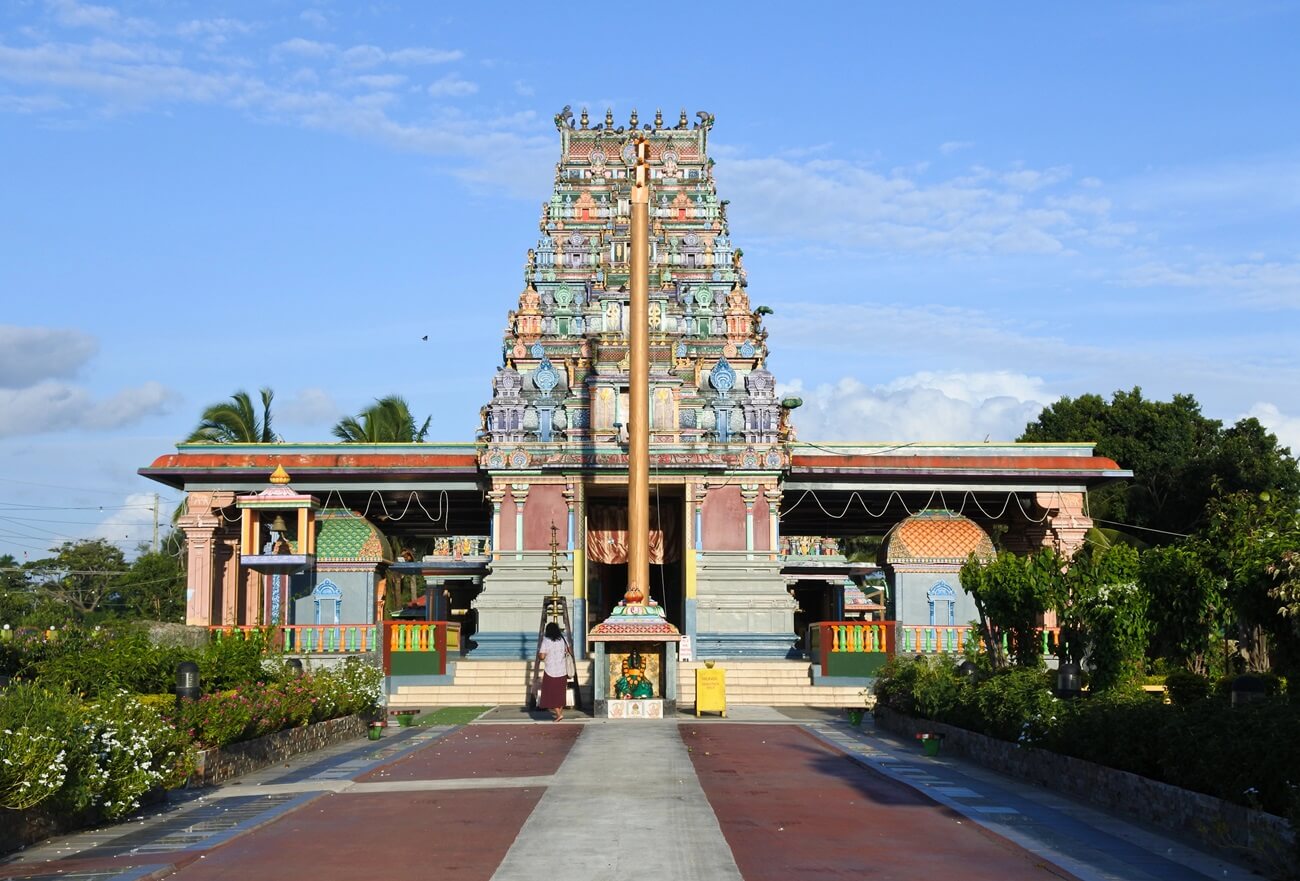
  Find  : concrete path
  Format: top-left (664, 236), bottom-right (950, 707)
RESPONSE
top-left (489, 723), bottom-right (744, 881)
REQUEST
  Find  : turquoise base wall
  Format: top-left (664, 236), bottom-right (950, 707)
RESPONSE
top-left (695, 631), bottom-right (798, 659)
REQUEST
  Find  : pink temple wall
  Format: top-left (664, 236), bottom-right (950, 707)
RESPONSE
top-left (702, 485), bottom-right (746, 551)
top-left (524, 484), bottom-right (568, 550)
top-left (500, 494), bottom-right (516, 550)
top-left (753, 498), bottom-right (770, 551)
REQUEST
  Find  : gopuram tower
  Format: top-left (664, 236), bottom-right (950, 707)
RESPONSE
top-left (475, 107), bottom-right (796, 659)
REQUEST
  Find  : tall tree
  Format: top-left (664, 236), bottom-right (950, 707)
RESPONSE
top-left (332, 395), bottom-right (431, 443)
top-left (30, 539), bottom-right (128, 617)
top-left (187, 387), bottom-right (276, 443)
top-left (117, 551), bottom-right (186, 621)
top-left (1019, 387), bottom-right (1299, 539)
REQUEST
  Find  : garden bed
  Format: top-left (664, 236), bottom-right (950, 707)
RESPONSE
top-left (1, 712), bottom-right (371, 854)
top-left (874, 705), bottom-right (1294, 876)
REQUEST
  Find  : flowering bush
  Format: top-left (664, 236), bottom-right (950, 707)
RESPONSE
top-left (0, 682), bottom-right (77, 810)
top-left (0, 683), bottom-right (193, 818)
top-left (75, 691), bottom-right (194, 819)
top-left (174, 661), bottom-right (382, 749)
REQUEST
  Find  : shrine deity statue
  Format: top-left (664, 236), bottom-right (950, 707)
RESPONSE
top-left (615, 649), bottom-right (654, 699)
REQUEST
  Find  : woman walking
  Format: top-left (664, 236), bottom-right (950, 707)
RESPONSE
top-left (537, 621), bottom-right (571, 722)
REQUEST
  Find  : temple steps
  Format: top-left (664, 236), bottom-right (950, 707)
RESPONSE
top-left (388, 658), bottom-right (869, 708)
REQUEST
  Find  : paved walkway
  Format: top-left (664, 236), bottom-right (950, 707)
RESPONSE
top-left (0, 713), bottom-right (1264, 881)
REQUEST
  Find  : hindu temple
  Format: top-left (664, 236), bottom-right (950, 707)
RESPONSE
top-left (141, 108), bottom-right (1129, 705)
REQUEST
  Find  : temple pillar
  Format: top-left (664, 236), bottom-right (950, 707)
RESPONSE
top-left (176, 491), bottom-right (235, 627)
top-left (1039, 491), bottom-right (1092, 560)
top-left (217, 532), bottom-right (241, 626)
top-left (511, 483), bottom-right (529, 559)
top-left (766, 486), bottom-right (783, 559)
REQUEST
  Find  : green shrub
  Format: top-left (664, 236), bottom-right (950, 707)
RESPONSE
top-left (0, 682), bottom-right (79, 810)
top-left (199, 631), bottom-right (282, 691)
top-left (1164, 669), bottom-right (1210, 707)
top-left (1046, 691), bottom-right (1170, 780)
top-left (969, 667), bottom-right (1058, 744)
top-left (75, 691), bottom-right (194, 818)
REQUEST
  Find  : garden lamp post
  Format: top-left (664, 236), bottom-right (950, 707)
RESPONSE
top-left (1056, 661), bottom-right (1082, 699)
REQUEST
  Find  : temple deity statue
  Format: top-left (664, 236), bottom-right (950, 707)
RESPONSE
top-left (614, 649), bottom-right (654, 699)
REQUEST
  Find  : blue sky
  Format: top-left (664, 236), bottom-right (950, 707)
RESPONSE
top-left (1, 1), bottom-right (1298, 561)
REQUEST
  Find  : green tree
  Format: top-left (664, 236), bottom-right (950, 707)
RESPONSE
top-left (0, 554), bottom-right (33, 622)
top-left (1019, 388), bottom-right (1299, 539)
top-left (960, 550), bottom-right (1061, 668)
top-left (332, 395), bottom-right (431, 443)
top-left (1069, 544), bottom-right (1146, 691)
top-left (1195, 491), bottom-right (1300, 673)
top-left (117, 551), bottom-right (186, 621)
top-left (187, 387), bottom-right (276, 443)
top-left (1139, 544), bottom-right (1223, 675)
top-left (30, 540), bottom-right (129, 618)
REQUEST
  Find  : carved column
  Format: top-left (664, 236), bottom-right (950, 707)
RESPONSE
top-left (487, 486), bottom-right (506, 559)
top-left (693, 482), bottom-right (710, 552)
top-left (765, 485), bottom-right (784, 557)
top-left (176, 491), bottom-right (235, 627)
top-left (741, 483), bottom-right (760, 559)
top-left (1040, 491), bottom-right (1092, 560)
top-left (217, 532), bottom-right (241, 626)
top-left (510, 483), bottom-right (530, 559)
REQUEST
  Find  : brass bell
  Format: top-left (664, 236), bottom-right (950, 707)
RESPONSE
top-left (267, 514), bottom-right (291, 535)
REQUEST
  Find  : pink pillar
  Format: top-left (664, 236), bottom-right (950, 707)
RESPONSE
top-left (182, 525), bottom-right (217, 625)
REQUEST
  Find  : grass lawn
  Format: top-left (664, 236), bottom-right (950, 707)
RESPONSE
top-left (415, 706), bottom-right (492, 726)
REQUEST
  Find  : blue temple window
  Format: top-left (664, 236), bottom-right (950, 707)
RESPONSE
top-left (313, 579), bottom-right (342, 626)
top-left (927, 581), bottom-right (956, 626)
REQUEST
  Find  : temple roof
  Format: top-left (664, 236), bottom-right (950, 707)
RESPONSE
top-left (316, 509), bottom-right (390, 564)
top-left (885, 511), bottom-right (996, 566)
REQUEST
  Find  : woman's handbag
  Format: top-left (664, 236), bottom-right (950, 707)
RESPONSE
top-left (564, 649), bottom-right (577, 679)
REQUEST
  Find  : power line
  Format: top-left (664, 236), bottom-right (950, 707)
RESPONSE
top-left (0, 476), bottom-right (158, 496)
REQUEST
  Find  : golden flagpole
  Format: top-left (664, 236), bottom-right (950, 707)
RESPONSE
top-left (627, 132), bottom-right (651, 605)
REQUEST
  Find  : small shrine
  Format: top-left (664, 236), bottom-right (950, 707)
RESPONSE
top-left (236, 465), bottom-right (319, 575)
top-left (588, 580), bottom-right (682, 717)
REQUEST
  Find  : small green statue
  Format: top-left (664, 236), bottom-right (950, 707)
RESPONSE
top-left (614, 649), bottom-right (654, 699)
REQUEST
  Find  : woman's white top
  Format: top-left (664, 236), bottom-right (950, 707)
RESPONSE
top-left (540, 636), bottom-right (569, 677)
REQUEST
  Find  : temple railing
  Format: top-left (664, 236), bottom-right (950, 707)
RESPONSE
top-left (208, 625), bottom-right (377, 654)
top-left (381, 620), bottom-right (460, 678)
top-left (814, 621), bottom-right (1063, 677)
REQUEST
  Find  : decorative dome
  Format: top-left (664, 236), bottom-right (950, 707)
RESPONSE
top-left (315, 509), bottom-right (390, 563)
top-left (885, 510), bottom-right (995, 566)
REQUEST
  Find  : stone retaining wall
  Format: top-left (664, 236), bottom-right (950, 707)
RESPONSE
top-left (192, 714), bottom-right (368, 785)
top-left (874, 706), bottom-right (1295, 877)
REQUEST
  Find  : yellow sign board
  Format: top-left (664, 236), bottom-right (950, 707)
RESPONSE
top-left (695, 666), bottom-right (726, 717)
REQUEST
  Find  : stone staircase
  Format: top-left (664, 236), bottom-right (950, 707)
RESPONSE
top-left (388, 658), bottom-right (868, 709)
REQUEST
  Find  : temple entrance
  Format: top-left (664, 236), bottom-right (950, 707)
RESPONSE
top-left (585, 492), bottom-right (683, 633)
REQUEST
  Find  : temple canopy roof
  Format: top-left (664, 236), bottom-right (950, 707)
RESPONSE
top-left (883, 510), bottom-right (996, 566)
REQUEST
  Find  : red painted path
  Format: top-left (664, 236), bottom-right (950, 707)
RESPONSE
top-left (684, 724), bottom-right (1078, 881)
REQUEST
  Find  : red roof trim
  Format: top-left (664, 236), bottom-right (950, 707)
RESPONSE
top-left (791, 455), bottom-right (1123, 471)
top-left (145, 452), bottom-right (480, 470)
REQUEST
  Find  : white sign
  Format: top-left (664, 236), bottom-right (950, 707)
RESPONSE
top-left (679, 635), bottom-right (694, 662)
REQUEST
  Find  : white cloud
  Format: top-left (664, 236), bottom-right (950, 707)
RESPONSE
top-left (0, 380), bottom-right (174, 437)
top-left (342, 45), bottom-right (462, 69)
top-left (299, 9), bottom-right (329, 29)
top-left (1243, 402), bottom-right (1300, 453)
top-left (1119, 258), bottom-right (1300, 309)
top-left (88, 492), bottom-right (160, 550)
top-left (0, 325), bottom-right (97, 388)
top-left (781, 371), bottom-right (1053, 442)
top-left (278, 388), bottom-right (341, 428)
top-left (347, 73), bottom-right (406, 90)
top-left (340, 44), bottom-right (385, 68)
top-left (46, 0), bottom-right (152, 35)
top-left (939, 140), bottom-right (973, 155)
top-left (427, 74), bottom-right (477, 97)
top-left (715, 154), bottom-right (1103, 255)
top-left (273, 37), bottom-right (333, 59)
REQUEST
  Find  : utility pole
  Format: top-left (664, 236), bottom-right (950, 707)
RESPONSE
top-left (152, 493), bottom-right (160, 554)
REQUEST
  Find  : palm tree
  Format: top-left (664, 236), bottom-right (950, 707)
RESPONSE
top-left (332, 395), bottom-right (431, 443)
top-left (186, 388), bottom-right (276, 443)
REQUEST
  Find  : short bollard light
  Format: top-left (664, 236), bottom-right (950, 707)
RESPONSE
top-left (175, 661), bottom-right (201, 709)
top-left (0, 674), bottom-right (11, 690)
top-left (1230, 674), bottom-right (1268, 707)
top-left (957, 660), bottom-right (979, 681)
top-left (1056, 662), bottom-right (1082, 699)
top-left (287, 658), bottom-right (304, 677)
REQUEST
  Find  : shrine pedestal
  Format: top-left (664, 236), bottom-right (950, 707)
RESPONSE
top-left (607, 699), bottom-right (663, 719)
top-left (588, 598), bottom-right (681, 718)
